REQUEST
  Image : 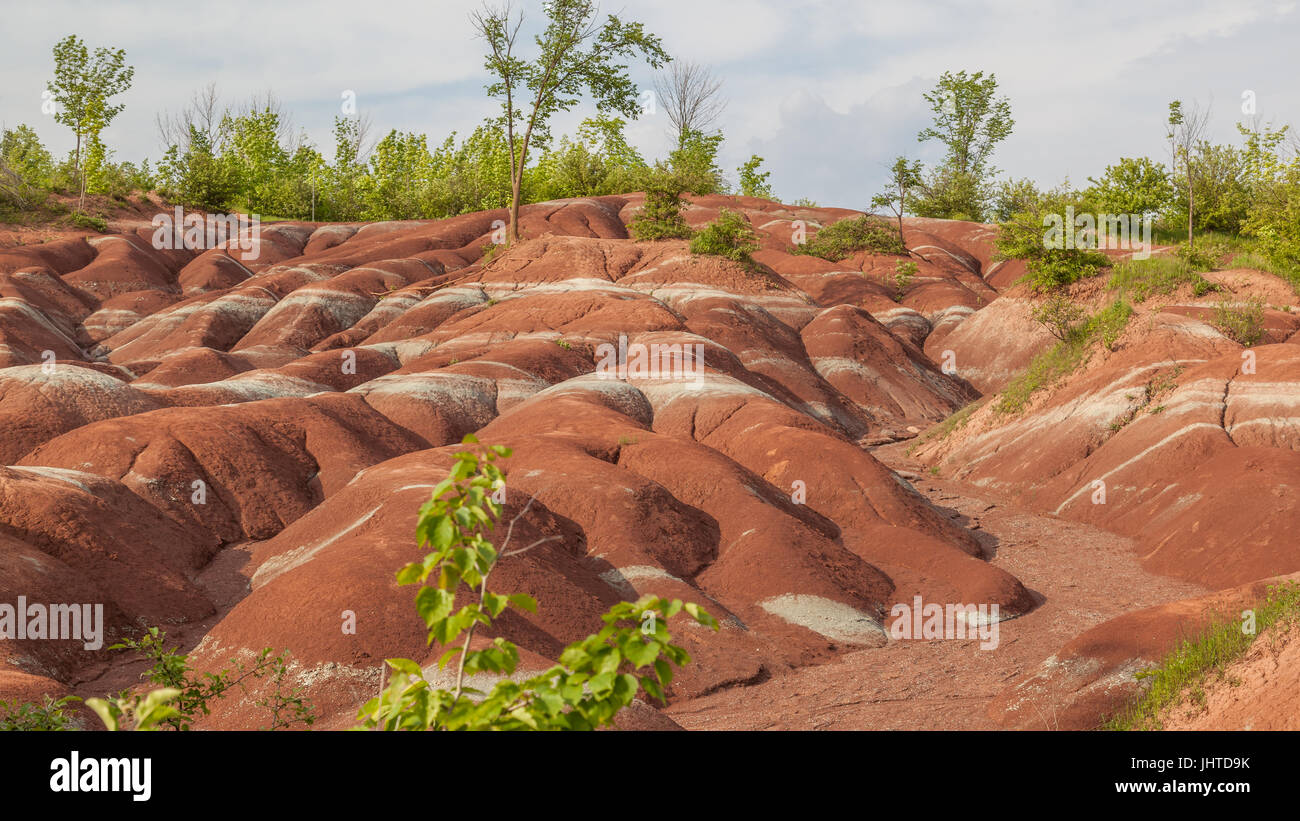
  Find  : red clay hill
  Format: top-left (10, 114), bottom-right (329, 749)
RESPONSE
top-left (0, 193), bottom-right (1295, 730)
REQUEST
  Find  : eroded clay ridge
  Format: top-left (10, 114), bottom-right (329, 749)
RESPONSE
top-left (911, 260), bottom-right (1300, 729)
top-left (2, 194), bottom-right (1295, 729)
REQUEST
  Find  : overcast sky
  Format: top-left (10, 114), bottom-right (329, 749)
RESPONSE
top-left (3, 0), bottom-right (1297, 208)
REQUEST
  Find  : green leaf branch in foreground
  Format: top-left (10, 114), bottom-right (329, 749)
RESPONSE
top-left (358, 434), bottom-right (719, 730)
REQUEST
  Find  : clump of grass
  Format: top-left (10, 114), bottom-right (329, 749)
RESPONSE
top-left (907, 397), bottom-right (988, 456)
top-left (480, 242), bottom-right (504, 265)
top-left (1108, 365), bottom-right (1184, 432)
top-left (1104, 581), bottom-right (1300, 730)
top-left (1109, 255), bottom-right (1217, 303)
top-left (997, 298), bottom-right (1133, 415)
top-left (791, 214), bottom-right (903, 261)
top-left (1212, 295), bottom-right (1266, 346)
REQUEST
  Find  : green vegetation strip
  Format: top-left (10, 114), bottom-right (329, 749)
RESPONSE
top-left (996, 297), bottom-right (1133, 415)
top-left (1104, 581), bottom-right (1300, 731)
top-left (907, 397), bottom-right (988, 455)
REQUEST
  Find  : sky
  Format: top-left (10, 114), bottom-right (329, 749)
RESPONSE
top-left (3, 0), bottom-right (1298, 209)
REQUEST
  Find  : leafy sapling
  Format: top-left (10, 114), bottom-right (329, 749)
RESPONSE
top-left (358, 434), bottom-right (718, 730)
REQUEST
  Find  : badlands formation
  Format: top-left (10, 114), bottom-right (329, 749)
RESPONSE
top-left (1, 194), bottom-right (1297, 729)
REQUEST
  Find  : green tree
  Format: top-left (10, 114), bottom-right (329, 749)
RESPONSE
top-left (1243, 160), bottom-right (1300, 281)
top-left (1, 125), bottom-right (55, 188)
top-left (446, 122), bottom-right (516, 213)
top-left (738, 154), bottom-right (773, 198)
top-left (629, 163), bottom-right (692, 240)
top-left (995, 187), bottom-right (1110, 291)
top-left (81, 96), bottom-right (111, 197)
top-left (1237, 120), bottom-right (1290, 192)
top-left (46, 35), bottom-right (134, 209)
top-left (669, 128), bottom-right (725, 195)
top-left (221, 104), bottom-right (289, 214)
top-left (1167, 141), bottom-right (1248, 234)
top-left (871, 155), bottom-right (923, 246)
top-left (322, 115), bottom-right (370, 221)
top-left (158, 125), bottom-right (236, 211)
top-left (991, 177), bottom-right (1042, 222)
top-left (1085, 157), bottom-right (1172, 218)
top-left (912, 164), bottom-right (990, 221)
top-left (361, 130), bottom-right (435, 220)
top-left (471, 0), bottom-right (670, 244)
top-left (914, 70), bottom-right (1013, 221)
top-left (0, 125), bottom-right (55, 208)
top-left (532, 116), bottom-right (647, 200)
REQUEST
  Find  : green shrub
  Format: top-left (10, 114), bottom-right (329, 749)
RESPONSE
top-left (1030, 292), bottom-right (1086, 340)
top-left (358, 436), bottom-right (717, 730)
top-left (1242, 163), bottom-right (1300, 292)
top-left (69, 211), bottom-right (107, 232)
top-left (792, 215), bottom-right (903, 261)
top-left (1175, 238), bottom-right (1230, 271)
top-left (690, 208), bottom-right (760, 267)
top-left (629, 166), bottom-right (692, 241)
top-left (1108, 255), bottom-right (1217, 303)
top-left (995, 208), bottom-right (1109, 291)
top-left (100, 627), bottom-right (314, 731)
top-left (0, 695), bottom-right (79, 731)
top-left (1213, 296), bottom-right (1266, 346)
top-left (738, 154), bottom-right (773, 198)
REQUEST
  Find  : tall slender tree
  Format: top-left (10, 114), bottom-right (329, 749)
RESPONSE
top-left (914, 70), bottom-right (1013, 221)
top-left (46, 35), bottom-right (134, 208)
top-left (470, 0), bottom-right (670, 244)
top-left (1168, 99), bottom-right (1210, 248)
top-left (872, 155), bottom-right (923, 247)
